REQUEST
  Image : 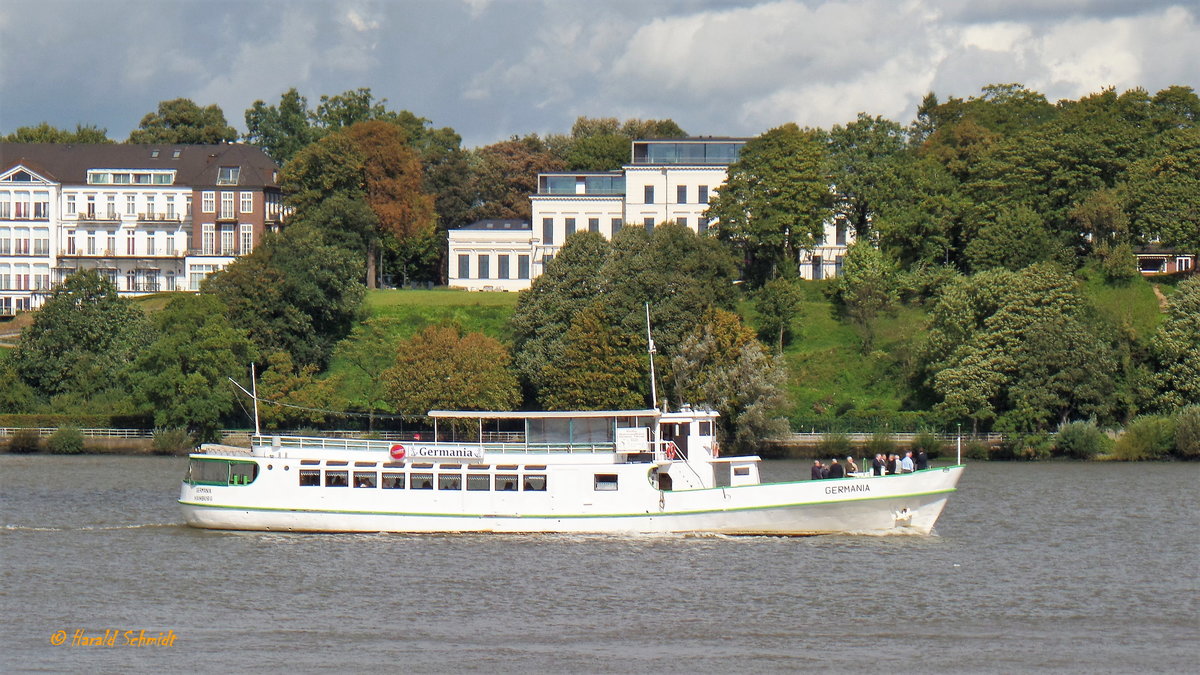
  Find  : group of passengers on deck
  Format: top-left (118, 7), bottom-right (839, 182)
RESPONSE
top-left (810, 450), bottom-right (928, 480)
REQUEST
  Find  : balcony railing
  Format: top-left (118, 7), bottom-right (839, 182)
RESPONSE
top-left (137, 213), bottom-right (183, 223)
top-left (75, 213), bottom-right (122, 223)
top-left (58, 248), bottom-right (186, 259)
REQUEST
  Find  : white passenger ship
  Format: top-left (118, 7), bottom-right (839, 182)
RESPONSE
top-left (179, 407), bottom-right (964, 535)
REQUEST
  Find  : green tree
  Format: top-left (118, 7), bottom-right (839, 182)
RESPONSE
top-left (282, 121), bottom-right (436, 288)
top-left (128, 98), bottom-right (238, 144)
top-left (824, 113), bottom-right (907, 238)
top-left (332, 317), bottom-right (403, 428)
top-left (540, 304), bottom-right (647, 410)
top-left (510, 231), bottom-right (611, 395)
top-left (669, 308), bottom-right (788, 453)
top-left (129, 294), bottom-right (255, 442)
top-left (3, 122), bottom-right (112, 144)
top-left (831, 242), bottom-right (899, 353)
top-left (1122, 127), bottom-right (1200, 256)
top-left (922, 264), bottom-right (1117, 432)
top-left (707, 123), bottom-right (832, 284)
top-left (203, 224), bottom-right (365, 368)
top-left (255, 351), bottom-right (341, 430)
top-left (964, 206), bottom-right (1061, 272)
top-left (244, 88), bottom-right (321, 164)
top-left (12, 270), bottom-right (151, 397)
top-left (381, 325), bottom-right (520, 414)
top-left (1148, 277), bottom-right (1200, 411)
top-left (754, 276), bottom-right (804, 353)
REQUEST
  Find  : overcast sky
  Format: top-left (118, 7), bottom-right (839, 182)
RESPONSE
top-left (2, 0), bottom-right (1197, 149)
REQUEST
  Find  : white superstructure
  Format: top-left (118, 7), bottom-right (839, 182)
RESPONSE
top-left (179, 407), bottom-right (963, 535)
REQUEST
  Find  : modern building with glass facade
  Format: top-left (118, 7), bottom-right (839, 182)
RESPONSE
top-left (448, 137), bottom-right (854, 291)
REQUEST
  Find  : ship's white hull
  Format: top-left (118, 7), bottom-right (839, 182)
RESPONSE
top-left (180, 465), bottom-right (963, 536)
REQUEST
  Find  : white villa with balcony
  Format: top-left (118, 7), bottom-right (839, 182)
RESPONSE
top-left (448, 137), bottom-right (854, 291)
top-left (0, 143), bottom-right (283, 315)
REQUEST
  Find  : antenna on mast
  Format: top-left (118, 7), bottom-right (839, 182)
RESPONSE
top-left (645, 302), bottom-right (658, 411)
top-left (250, 362), bottom-right (261, 436)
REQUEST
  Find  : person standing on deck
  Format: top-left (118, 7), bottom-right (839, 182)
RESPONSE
top-left (827, 458), bottom-right (845, 479)
top-left (811, 460), bottom-right (825, 480)
top-left (872, 454), bottom-right (885, 476)
top-left (916, 449), bottom-right (929, 471)
top-left (900, 451), bottom-right (915, 473)
top-left (845, 456), bottom-right (859, 474)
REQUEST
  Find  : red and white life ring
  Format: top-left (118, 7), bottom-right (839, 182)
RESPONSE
top-left (389, 443), bottom-right (406, 460)
top-left (665, 441), bottom-right (678, 460)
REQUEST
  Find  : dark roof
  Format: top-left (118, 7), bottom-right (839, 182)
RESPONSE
top-left (0, 142), bottom-right (280, 188)
top-left (1134, 244), bottom-right (1195, 256)
top-left (457, 219), bottom-right (531, 231)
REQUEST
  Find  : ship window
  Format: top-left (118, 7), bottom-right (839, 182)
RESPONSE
top-left (301, 459), bottom-right (320, 465)
top-left (496, 464), bottom-right (519, 470)
top-left (326, 460), bottom-right (348, 466)
top-left (299, 469), bottom-right (321, 486)
top-left (438, 474), bottom-right (462, 490)
top-left (523, 475), bottom-right (547, 491)
top-left (495, 474), bottom-right (519, 491)
top-left (594, 474), bottom-right (619, 491)
top-left (355, 461), bottom-right (377, 467)
top-left (383, 462), bottom-right (404, 469)
top-left (734, 467), bottom-right (750, 476)
top-left (354, 472), bottom-right (377, 488)
top-left (466, 474), bottom-right (491, 491)
top-left (381, 473), bottom-right (404, 489)
top-left (468, 464), bottom-right (489, 470)
top-left (325, 471), bottom-right (349, 487)
top-left (410, 473), bottom-right (434, 489)
top-left (699, 421), bottom-right (712, 435)
top-left (412, 462), bottom-right (434, 469)
top-left (229, 462), bottom-right (258, 486)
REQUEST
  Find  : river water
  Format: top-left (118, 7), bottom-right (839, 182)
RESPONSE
top-left (1, 456), bottom-right (1196, 674)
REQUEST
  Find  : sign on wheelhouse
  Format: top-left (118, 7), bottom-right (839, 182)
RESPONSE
top-left (179, 406), bottom-right (964, 535)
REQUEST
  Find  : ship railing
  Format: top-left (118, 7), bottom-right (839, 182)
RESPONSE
top-left (255, 435), bottom-right (619, 455)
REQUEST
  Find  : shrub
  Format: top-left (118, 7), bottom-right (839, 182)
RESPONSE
top-left (1053, 420), bottom-right (1112, 460)
top-left (1111, 415), bottom-right (1176, 461)
top-left (963, 440), bottom-right (990, 461)
top-left (7, 428), bottom-right (41, 454)
top-left (910, 430), bottom-right (945, 459)
top-left (817, 432), bottom-right (852, 458)
top-left (1174, 406), bottom-right (1200, 460)
top-left (152, 428), bottom-right (194, 456)
top-left (865, 432), bottom-right (896, 457)
top-left (1003, 433), bottom-right (1052, 460)
top-left (47, 427), bottom-right (84, 455)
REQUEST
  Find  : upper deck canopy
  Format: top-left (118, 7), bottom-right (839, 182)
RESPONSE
top-left (428, 409), bottom-right (661, 419)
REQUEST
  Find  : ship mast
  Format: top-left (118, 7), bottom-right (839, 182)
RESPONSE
top-left (645, 302), bottom-right (658, 411)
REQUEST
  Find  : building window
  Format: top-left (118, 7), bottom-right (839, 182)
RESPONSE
top-left (677, 217), bottom-right (688, 229)
top-left (66, 195), bottom-right (76, 215)
top-left (498, 255), bottom-right (510, 280)
top-left (698, 185), bottom-right (708, 204)
top-left (835, 255), bottom-right (845, 277)
top-left (644, 185), bottom-right (654, 204)
top-left (644, 217), bottom-right (654, 231)
top-left (146, 233), bottom-right (156, 256)
top-left (106, 196), bottom-right (117, 220)
top-left (565, 218), bottom-right (575, 237)
top-left (217, 167), bottom-right (240, 185)
top-left (86, 233), bottom-right (96, 255)
top-left (202, 191), bottom-right (215, 213)
top-left (145, 195), bottom-right (156, 217)
top-left (835, 221), bottom-right (847, 246)
top-left (698, 217), bottom-right (709, 234)
top-left (202, 224), bottom-right (215, 255)
top-left (457, 254), bottom-right (469, 279)
top-left (611, 218), bottom-right (623, 236)
top-left (166, 197), bottom-right (176, 219)
top-left (542, 217), bottom-right (554, 245)
top-left (220, 192), bottom-right (234, 219)
top-left (127, 234), bottom-right (136, 255)
top-left (518, 255), bottom-right (530, 280)
top-left (1180, 257), bottom-right (1194, 272)
top-left (221, 225), bottom-right (234, 255)
top-left (106, 232), bottom-right (115, 255)
top-left (677, 185), bottom-right (687, 204)
top-left (812, 255), bottom-right (823, 281)
top-left (478, 255), bottom-right (490, 280)
top-left (588, 217), bottom-right (600, 233)
top-left (240, 224), bottom-right (253, 254)
top-left (240, 191), bottom-right (253, 214)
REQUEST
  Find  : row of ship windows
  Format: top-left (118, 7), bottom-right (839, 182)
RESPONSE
top-left (299, 470), bottom-right (624, 492)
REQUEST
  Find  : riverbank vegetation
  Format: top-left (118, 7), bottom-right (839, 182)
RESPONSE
top-left (2, 82), bottom-right (1197, 457)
